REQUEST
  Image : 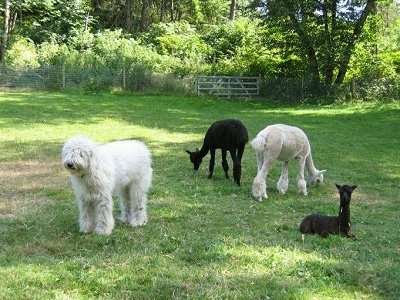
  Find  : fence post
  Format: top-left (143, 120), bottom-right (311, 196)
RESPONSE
top-left (195, 76), bottom-right (199, 95)
top-left (122, 64), bottom-right (126, 90)
top-left (228, 77), bottom-right (231, 99)
top-left (62, 64), bottom-right (66, 89)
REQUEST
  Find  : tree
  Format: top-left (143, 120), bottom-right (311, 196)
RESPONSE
top-left (6, 0), bottom-right (91, 44)
top-left (251, 0), bottom-right (377, 91)
top-left (230, 0), bottom-right (237, 20)
top-left (1, 0), bottom-right (10, 69)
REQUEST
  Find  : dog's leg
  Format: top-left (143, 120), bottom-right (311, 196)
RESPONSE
top-left (94, 195), bottom-right (114, 235)
top-left (127, 173), bottom-right (151, 227)
top-left (118, 188), bottom-right (131, 223)
top-left (78, 198), bottom-right (95, 233)
top-left (128, 188), bottom-right (148, 226)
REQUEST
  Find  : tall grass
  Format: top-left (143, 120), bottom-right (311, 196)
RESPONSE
top-left (0, 92), bottom-right (399, 299)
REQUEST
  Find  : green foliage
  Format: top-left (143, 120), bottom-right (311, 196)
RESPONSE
top-left (2, 1), bottom-right (400, 101)
top-left (11, 0), bottom-right (91, 43)
top-left (37, 42), bottom-right (70, 66)
top-left (251, 0), bottom-right (378, 91)
top-left (387, 51), bottom-right (400, 73)
top-left (195, 0), bottom-right (230, 24)
top-left (4, 38), bottom-right (39, 69)
top-left (142, 21), bottom-right (209, 75)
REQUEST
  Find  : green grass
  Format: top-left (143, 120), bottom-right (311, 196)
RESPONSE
top-left (0, 92), bottom-right (399, 299)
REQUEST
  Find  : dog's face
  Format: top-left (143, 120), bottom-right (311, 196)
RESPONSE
top-left (62, 137), bottom-right (95, 176)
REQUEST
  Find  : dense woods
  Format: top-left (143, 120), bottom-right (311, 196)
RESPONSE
top-left (1, 0), bottom-right (399, 101)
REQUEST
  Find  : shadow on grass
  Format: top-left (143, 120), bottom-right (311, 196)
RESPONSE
top-left (0, 93), bottom-right (399, 298)
top-left (0, 191), bottom-right (387, 299)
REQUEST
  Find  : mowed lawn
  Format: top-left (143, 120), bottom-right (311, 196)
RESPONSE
top-left (0, 92), bottom-right (399, 299)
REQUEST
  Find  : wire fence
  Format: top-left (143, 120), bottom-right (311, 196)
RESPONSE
top-left (0, 65), bottom-right (189, 93)
top-left (1, 65), bottom-right (398, 101)
top-left (0, 65), bottom-right (300, 98)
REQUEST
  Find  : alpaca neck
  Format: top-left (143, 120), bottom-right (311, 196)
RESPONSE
top-left (306, 152), bottom-right (319, 175)
top-left (339, 204), bottom-right (351, 229)
top-left (198, 143), bottom-right (210, 158)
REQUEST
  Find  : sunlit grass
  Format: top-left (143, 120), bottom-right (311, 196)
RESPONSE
top-left (0, 92), bottom-right (399, 299)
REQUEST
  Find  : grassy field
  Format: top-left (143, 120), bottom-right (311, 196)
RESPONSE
top-left (0, 92), bottom-right (399, 299)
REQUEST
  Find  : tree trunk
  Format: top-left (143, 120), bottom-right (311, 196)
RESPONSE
top-left (160, 0), bottom-right (166, 22)
top-left (92, 0), bottom-right (102, 13)
top-left (335, 0), bottom-right (376, 84)
top-left (170, 0), bottom-right (174, 22)
top-left (1, 0), bottom-right (10, 70)
top-left (140, 0), bottom-right (148, 31)
top-left (124, 0), bottom-right (132, 33)
top-left (288, 12), bottom-right (321, 89)
top-left (229, 0), bottom-right (237, 21)
top-left (322, 0), bottom-right (337, 86)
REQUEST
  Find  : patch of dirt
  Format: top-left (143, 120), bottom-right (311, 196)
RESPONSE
top-left (0, 160), bottom-right (68, 219)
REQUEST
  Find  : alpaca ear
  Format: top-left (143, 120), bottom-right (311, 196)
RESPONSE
top-left (351, 185), bottom-right (358, 191)
top-left (185, 150), bottom-right (192, 155)
top-left (335, 184), bottom-right (341, 190)
top-left (320, 170), bottom-right (327, 174)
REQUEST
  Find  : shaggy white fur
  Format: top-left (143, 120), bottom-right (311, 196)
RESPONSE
top-left (61, 136), bottom-right (152, 235)
top-left (251, 124), bottom-right (325, 201)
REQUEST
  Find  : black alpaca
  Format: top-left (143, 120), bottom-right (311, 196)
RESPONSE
top-left (299, 184), bottom-right (357, 239)
top-left (186, 119), bottom-right (249, 186)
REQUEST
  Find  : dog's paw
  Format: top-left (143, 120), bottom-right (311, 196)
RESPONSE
top-left (129, 216), bottom-right (148, 227)
top-left (94, 226), bottom-right (113, 235)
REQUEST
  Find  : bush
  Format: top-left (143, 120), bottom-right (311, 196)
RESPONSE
top-left (5, 38), bottom-right (39, 69)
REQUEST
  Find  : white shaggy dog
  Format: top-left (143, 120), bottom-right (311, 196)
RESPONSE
top-left (61, 136), bottom-right (152, 235)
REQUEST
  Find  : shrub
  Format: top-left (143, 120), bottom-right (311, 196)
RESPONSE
top-left (5, 38), bottom-right (39, 69)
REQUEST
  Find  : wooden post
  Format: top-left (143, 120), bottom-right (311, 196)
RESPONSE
top-left (62, 64), bottom-right (65, 89)
top-left (122, 65), bottom-right (126, 90)
top-left (195, 76), bottom-right (198, 95)
top-left (228, 77), bottom-right (231, 99)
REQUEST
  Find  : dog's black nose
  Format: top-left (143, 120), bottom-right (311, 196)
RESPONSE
top-left (66, 162), bottom-right (74, 169)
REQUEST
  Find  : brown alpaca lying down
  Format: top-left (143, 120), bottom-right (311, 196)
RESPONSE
top-left (300, 184), bottom-right (357, 239)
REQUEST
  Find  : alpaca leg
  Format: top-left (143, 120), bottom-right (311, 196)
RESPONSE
top-left (232, 145), bottom-right (245, 186)
top-left (208, 148), bottom-right (216, 179)
top-left (277, 161), bottom-right (289, 194)
top-left (297, 157), bottom-right (307, 196)
top-left (94, 195), bottom-right (114, 235)
top-left (228, 149), bottom-right (239, 185)
top-left (252, 154), bottom-right (274, 201)
top-left (78, 198), bottom-right (95, 233)
top-left (221, 149), bottom-right (230, 179)
top-left (256, 152), bottom-right (264, 172)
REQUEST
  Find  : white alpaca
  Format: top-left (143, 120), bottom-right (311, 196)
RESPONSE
top-left (61, 136), bottom-right (152, 235)
top-left (251, 124), bottom-right (326, 201)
